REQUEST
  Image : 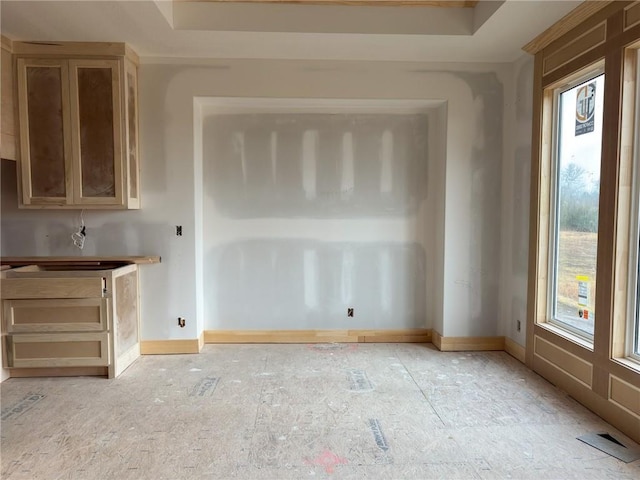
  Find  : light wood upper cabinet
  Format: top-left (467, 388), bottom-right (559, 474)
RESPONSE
top-left (14, 42), bottom-right (140, 209)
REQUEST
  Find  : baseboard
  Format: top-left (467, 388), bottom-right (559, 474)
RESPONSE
top-left (9, 367), bottom-right (108, 378)
top-left (432, 330), bottom-right (443, 350)
top-left (140, 339), bottom-right (201, 354)
top-left (432, 331), bottom-right (505, 351)
top-left (504, 337), bottom-right (526, 363)
top-left (141, 330), bottom-right (521, 358)
top-left (204, 329), bottom-right (431, 344)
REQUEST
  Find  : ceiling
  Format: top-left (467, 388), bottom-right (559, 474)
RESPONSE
top-left (0, 0), bottom-right (582, 63)
top-left (175, 1), bottom-right (479, 5)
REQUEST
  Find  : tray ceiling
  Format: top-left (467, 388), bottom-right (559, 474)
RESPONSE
top-left (1, 1), bottom-right (582, 62)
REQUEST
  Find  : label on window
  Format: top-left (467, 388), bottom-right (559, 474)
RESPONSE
top-left (575, 82), bottom-right (596, 136)
top-left (577, 275), bottom-right (589, 306)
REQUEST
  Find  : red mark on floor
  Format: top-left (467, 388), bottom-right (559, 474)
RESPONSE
top-left (305, 449), bottom-right (348, 474)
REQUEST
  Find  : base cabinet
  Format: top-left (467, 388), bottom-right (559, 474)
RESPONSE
top-left (1, 263), bottom-right (140, 378)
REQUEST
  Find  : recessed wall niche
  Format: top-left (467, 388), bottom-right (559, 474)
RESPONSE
top-left (198, 98), bottom-right (445, 330)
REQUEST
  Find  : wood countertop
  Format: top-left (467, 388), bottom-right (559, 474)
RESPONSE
top-left (0, 256), bottom-right (161, 266)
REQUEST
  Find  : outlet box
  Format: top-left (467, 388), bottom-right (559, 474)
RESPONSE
top-left (178, 317), bottom-right (186, 328)
top-left (347, 308), bottom-right (354, 317)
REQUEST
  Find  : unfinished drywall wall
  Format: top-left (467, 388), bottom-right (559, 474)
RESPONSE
top-left (440, 70), bottom-right (504, 337)
top-left (202, 108), bottom-right (438, 329)
top-left (203, 113), bottom-right (431, 218)
top-left (500, 54), bottom-right (534, 346)
top-left (1, 58), bottom-right (509, 340)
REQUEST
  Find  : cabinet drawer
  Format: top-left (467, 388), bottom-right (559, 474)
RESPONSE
top-left (5, 333), bottom-right (109, 368)
top-left (1, 277), bottom-right (105, 299)
top-left (3, 298), bottom-right (109, 333)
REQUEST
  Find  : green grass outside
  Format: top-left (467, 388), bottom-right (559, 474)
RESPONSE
top-left (556, 230), bottom-right (597, 328)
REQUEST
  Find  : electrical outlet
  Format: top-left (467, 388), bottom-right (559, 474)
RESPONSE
top-left (176, 226), bottom-right (183, 236)
top-left (178, 317), bottom-right (186, 328)
top-left (347, 308), bottom-right (354, 317)
top-left (517, 319), bottom-right (521, 332)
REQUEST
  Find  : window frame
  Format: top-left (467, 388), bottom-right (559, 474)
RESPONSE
top-left (525, 0), bottom-right (640, 447)
top-left (626, 47), bottom-right (640, 363)
top-left (547, 69), bottom-right (606, 343)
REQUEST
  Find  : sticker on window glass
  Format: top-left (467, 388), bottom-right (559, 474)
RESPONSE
top-left (575, 82), bottom-right (596, 136)
top-left (577, 275), bottom-right (590, 319)
top-left (577, 275), bottom-right (589, 306)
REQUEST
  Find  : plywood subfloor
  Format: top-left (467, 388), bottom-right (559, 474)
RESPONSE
top-left (2, 343), bottom-right (640, 479)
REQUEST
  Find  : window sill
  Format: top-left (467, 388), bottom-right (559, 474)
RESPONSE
top-left (536, 321), bottom-right (595, 352)
top-left (611, 356), bottom-right (640, 374)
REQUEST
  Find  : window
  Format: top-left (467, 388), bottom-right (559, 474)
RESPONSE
top-left (526, 1), bottom-right (640, 446)
top-left (550, 73), bottom-right (605, 340)
top-left (629, 49), bottom-right (640, 362)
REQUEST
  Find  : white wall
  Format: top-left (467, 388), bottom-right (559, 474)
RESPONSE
top-left (500, 54), bottom-right (534, 346)
top-left (440, 70), bottom-right (506, 337)
top-left (1, 58), bottom-right (512, 340)
top-left (201, 105), bottom-right (440, 330)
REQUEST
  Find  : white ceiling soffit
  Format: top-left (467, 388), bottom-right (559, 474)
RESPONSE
top-left (197, 97), bottom-right (445, 116)
top-left (169, 2), bottom-right (502, 35)
top-left (0, 0), bottom-right (582, 63)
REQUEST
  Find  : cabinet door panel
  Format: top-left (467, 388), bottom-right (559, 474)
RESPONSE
top-left (69, 60), bottom-right (123, 205)
top-left (17, 59), bottom-right (72, 204)
top-left (114, 270), bottom-right (138, 356)
top-left (125, 59), bottom-right (140, 207)
top-left (2, 45), bottom-right (17, 161)
top-left (78, 67), bottom-right (115, 196)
